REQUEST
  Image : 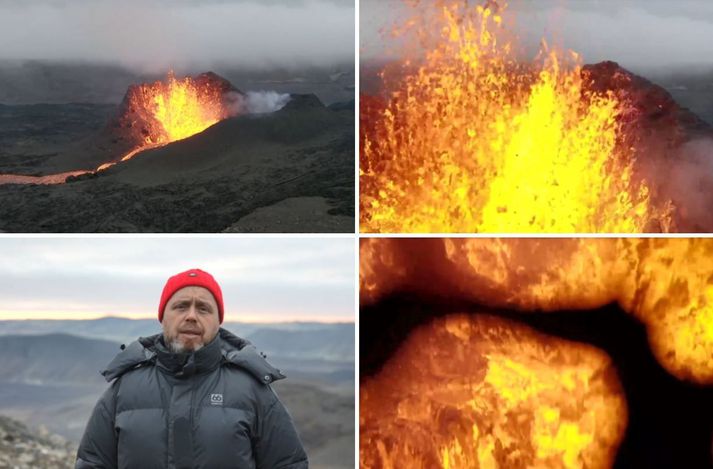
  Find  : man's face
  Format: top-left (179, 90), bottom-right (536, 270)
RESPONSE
top-left (161, 286), bottom-right (220, 352)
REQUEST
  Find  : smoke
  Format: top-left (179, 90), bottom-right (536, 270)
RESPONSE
top-left (225, 91), bottom-right (291, 115)
top-left (652, 138), bottom-right (713, 231)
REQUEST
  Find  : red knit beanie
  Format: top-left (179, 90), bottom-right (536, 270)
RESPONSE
top-left (158, 268), bottom-right (224, 323)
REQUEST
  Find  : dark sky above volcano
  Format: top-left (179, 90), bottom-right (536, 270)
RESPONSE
top-left (0, 0), bottom-right (354, 71)
top-left (362, 0), bottom-right (713, 72)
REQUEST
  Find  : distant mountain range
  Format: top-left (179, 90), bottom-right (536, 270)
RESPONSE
top-left (0, 317), bottom-right (354, 362)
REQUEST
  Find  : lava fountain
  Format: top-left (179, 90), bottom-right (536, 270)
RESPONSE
top-left (360, 0), bottom-right (673, 232)
top-left (360, 314), bottom-right (628, 468)
top-left (97, 71), bottom-right (240, 171)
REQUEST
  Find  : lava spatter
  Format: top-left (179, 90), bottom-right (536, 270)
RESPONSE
top-left (360, 1), bottom-right (673, 233)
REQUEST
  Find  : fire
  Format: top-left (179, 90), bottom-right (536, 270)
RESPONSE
top-left (360, 1), bottom-right (673, 232)
top-left (360, 314), bottom-right (628, 468)
top-left (360, 238), bottom-right (713, 384)
top-left (96, 71), bottom-right (236, 171)
top-left (142, 72), bottom-right (227, 143)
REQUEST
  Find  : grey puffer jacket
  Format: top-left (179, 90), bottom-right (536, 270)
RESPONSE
top-left (75, 328), bottom-right (308, 469)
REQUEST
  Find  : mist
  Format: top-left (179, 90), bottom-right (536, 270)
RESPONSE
top-left (361, 0), bottom-right (713, 73)
top-left (0, 0), bottom-right (355, 72)
top-left (227, 90), bottom-right (291, 115)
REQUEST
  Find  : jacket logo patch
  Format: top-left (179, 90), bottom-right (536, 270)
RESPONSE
top-left (210, 393), bottom-right (223, 406)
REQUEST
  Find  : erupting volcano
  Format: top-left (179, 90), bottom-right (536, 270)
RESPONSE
top-left (360, 0), bottom-right (692, 233)
top-left (0, 71), bottom-right (242, 183)
top-left (96, 71), bottom-right (241, 171)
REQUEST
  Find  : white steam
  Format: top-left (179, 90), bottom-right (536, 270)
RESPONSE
top-left (226, 91), bottom-right (291, 116)
top-left (655, 138), bottom-right (713, 231)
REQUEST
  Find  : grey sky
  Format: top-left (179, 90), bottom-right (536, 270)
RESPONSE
top-left (361, 0), bottom-right (713, 72)
top-left (0, 0), bottom-right (354, 72)
top-left (0, 237), bottom-right (355, 322)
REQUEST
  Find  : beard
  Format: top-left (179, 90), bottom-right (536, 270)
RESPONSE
top-left (167, 337), bottom-right (204, 354)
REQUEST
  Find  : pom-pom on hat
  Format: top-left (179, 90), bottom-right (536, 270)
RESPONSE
top-left (158, 268), bottom-right (224, 323)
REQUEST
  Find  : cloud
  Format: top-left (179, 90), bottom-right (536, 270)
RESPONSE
top-left (0, 0), bottom-right (354, 72)
top-left (0, 237), bottom-right (355, 321)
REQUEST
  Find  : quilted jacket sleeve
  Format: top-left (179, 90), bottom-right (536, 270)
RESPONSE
top-left (253, 388), bottom-right (309, 469)
top-left (75, 382), bottom-right (119, 469)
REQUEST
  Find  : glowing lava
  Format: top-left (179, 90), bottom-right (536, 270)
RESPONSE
top-left (360, 1), bottom-right (673, 232)
top-left (97, 71), bottom-right (236, 171)
top-left (360, 238), bottom-right (713, 384)
top-left (361, 314), bottom-right (628, 468)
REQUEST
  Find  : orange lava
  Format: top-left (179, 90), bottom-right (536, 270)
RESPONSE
top-left (360, 1), bottom-right (673, 233)
top-left (0, 171), bottom-right (89, 185)
top-left (361, 314), bottom-right (628, 468)
top-left (360, 238), bottom-right (713, 384)
top-left (96, 71), bottom-right (233, 172)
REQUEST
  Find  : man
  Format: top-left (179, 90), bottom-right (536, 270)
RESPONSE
top-left (76, 268), bottom-right (308, 469)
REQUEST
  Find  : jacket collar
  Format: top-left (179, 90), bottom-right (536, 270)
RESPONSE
top-left (153, 332), bottom-right (223, 378)
top-left (101, 327), bottom-right (285, 384)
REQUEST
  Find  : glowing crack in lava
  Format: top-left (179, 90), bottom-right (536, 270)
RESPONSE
top-left (97, 71), bottom-right (235, 171)
top-left (360, 1), bottom-right (673, 232)
top-left (360, 314), bottom-right (628, 468)
top-left (360, 238), bottom-right (713, 384)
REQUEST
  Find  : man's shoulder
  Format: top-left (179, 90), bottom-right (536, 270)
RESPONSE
top-left (218, 363), bottom-right (279, 408)
top-left (219, 339), bottom-right (285, 387)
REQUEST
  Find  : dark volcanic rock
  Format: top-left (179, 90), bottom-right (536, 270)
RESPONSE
top-left (283, 93), bottom-right (325, 111)
top-left (583, 61), bottom-right (713, 142)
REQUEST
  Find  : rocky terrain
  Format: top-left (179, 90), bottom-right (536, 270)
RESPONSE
top-left (0, 415), bottom-right (75, 469)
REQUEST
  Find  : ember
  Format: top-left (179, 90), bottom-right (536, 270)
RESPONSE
top-left (360, 1), bottom-right (673, 232)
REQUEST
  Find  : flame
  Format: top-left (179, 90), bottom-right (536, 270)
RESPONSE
top-left (146, 72), bottom-right (226, 143)
top-left (360, 1), bottom-right (673, 232)
top-left (360, 238), bottom-right (713, 384)
top-left (96, 72), bottom-right (232, 172)
top-left (360, 314), bottom-right (628, 468)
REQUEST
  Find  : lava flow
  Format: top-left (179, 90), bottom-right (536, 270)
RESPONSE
top-left (360, 238), bottom-right (713, 384)
top-left (360, 1), bottom-right (673, 232)
top-left (360, 314), bottom-right (628, 468)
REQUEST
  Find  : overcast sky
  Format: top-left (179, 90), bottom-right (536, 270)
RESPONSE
top-left (0, 0), bottom-right (354, 71)
top-left (0, 237), bottom-right (355, 322)
top-left (361, 0), bottom-right (713, 72)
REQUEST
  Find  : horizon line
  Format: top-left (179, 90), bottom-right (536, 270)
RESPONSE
top-left (0, 313), bottom-right (354, 324)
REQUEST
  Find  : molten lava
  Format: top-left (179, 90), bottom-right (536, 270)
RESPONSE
top-left (361, 314), bottom-right (628, 468)
top-left (360, 1), bottom-right (673, 232)
top-left (360, 238), bottom-right (713, 384)
top-left (97, 71), bottom-right (238, 171)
